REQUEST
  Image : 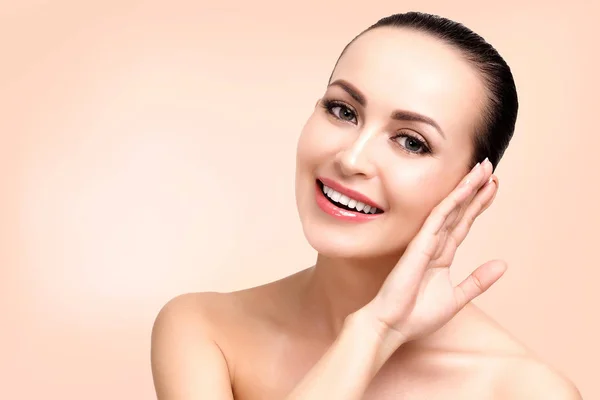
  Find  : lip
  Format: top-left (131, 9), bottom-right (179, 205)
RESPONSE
top-left (314, 180), bottom-right (384, 222)
top-left (317, 177), bottom-right (385, 210)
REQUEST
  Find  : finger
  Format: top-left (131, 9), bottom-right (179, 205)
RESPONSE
top-left (432, 186), bottom-right (480, 261)
top-left (450, 176), bottom-right (498, 248)
top-left (421, 161), bottom-right (487, 241)
top-left (382, 160), bottom-right (491, 292)
top-left (432, 180), bottom-right (496, 269)
top-left (430, 233), bottom-right (458, 269)
top-left (478, 176), bottom-right (499, 215)
top-left (432, 161), bottom-right (493, 260)
top-left (432, 228), bottom-right (450, 260)
top-left (447, 160), bottom-right (494, 232)
top-left (454, 260), bottom-right (507, 310)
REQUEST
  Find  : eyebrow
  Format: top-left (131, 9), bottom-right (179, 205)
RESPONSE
top-left (327, 79), bottom-right (446, 140)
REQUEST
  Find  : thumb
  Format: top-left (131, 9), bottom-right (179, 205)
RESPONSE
top-left (454, 260), bottom-right (507, 309)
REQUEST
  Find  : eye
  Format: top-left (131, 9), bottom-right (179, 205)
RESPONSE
top-left (392, 132), bottom-right (431, 154)
top-left (321, 99), bottom-right (357, 124)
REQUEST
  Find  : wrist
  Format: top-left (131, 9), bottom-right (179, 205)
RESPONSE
top-left (344, 309), bottom-right (407, 373)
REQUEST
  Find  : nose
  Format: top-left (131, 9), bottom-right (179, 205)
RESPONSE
top-left (334, 131), bottom-right (378, 178)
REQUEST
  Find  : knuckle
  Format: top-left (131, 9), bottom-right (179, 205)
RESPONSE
top-left (466, 213), bottom-right (476, 226)
top-left (470, 274), bottom-right (484, 292)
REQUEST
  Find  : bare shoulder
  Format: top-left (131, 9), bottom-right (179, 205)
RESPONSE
top-left (152, 291), bottom-right (232, 338)
top-left (151, 277), bottom-right (288, 339)
top-left (493, 356), bottom-right (582, 399)
top-left (150, 292), bottom-right (240, 399)
top-left (153, 291), bottom-right (242, 327)
top-left (150, 274), bottom-right (297, 392)
top-left (466, 306), bottom-right (581, 399)
top-left (432, 305), bottom-right (582, 399)
top-left (151, 290), bottom-right (254, 369)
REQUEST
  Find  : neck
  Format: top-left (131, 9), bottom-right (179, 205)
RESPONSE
top-left (301, 251), bottom-right (403, 339)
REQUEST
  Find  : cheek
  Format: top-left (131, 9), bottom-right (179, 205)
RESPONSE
top-left (296, 115), bottom-right (327, 192)
top-left (385, 165), bottom-right (454, 221)
top-left (296, 114), bottom-right (346, 166)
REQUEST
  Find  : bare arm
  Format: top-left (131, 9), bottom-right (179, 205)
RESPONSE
top-left (285, 310), bottom-right (405, 400)
top-left (151, 294), bottom-right (234, 400)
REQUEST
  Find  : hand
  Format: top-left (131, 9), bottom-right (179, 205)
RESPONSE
top-left (360, 158), bottom-right (506, 347)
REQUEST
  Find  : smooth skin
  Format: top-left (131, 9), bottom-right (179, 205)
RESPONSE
top-left (151, 27), bottom-right (582, 399)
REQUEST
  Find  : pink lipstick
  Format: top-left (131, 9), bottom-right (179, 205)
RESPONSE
top-left (315, 178), bottom-right (384, 222)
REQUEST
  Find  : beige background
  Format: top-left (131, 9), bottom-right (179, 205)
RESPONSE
top-left (1, 0), bottom-right (598, 398)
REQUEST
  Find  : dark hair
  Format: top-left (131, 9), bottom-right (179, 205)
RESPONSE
top-left (328, 12), bottom-right (519, 171)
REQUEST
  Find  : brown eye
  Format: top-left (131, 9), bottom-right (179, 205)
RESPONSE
top-left (333, 105), bottom-right (356, 122)
top-left (322, 100), bottom-right (357, 123)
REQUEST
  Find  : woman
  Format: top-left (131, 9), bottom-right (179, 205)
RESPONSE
top-left (151, 12), bottom-right (581, 399)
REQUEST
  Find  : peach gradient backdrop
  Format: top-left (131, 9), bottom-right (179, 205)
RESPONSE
top-left (1, 0), bottom-right (598, 398)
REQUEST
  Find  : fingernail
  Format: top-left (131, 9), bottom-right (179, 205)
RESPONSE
top-left (483, 157), bottom-right (489, 166)
top-left (463, 163), bottom-right (481, 187)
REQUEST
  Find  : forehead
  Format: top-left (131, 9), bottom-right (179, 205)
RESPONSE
top-left (330, 27), bottom-right (487, 136)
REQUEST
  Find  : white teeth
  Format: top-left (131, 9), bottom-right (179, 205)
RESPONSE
top-left (321, 182), bottom-right (380, 214)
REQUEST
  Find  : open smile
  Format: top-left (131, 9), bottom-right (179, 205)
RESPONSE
top-left (315, 179), bottom-right (384, 222)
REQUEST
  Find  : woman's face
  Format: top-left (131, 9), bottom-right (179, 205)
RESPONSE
top-left (295, 27), bottom-right (489, 260)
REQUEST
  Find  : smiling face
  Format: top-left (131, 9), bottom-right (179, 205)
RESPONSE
top-left (295, 27), bottom-right (489, 260)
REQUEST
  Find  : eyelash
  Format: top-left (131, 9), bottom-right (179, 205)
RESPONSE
top-left (319, 98), bottom-right (432, 155)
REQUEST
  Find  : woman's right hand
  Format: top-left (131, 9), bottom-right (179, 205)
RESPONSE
top-left (358, 158), bottom-right (506, 350)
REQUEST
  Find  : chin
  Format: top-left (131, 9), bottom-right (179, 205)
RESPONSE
top-left (294, 175), bottom-right (412, 262)
top-left (297, 190), bottom-right (393, 262)
top-left (302, 225), bottom-right (366, 259)
top-left (299, 216), bottom-right (396, 261)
